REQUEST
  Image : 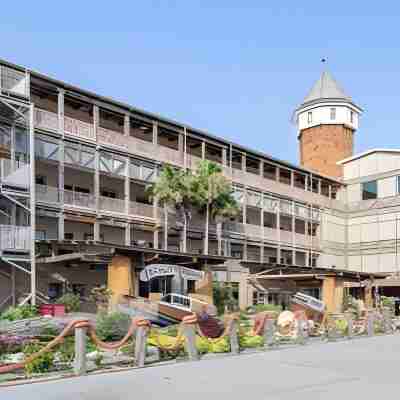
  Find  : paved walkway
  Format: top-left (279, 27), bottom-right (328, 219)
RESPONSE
top-left (3, 334), bottom-right (400, 399)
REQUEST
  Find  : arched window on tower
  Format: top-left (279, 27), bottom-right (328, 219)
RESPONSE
top-left (330, 107), bottom-right (336, 120)
top-left (350, 110), bottom-right (354, 123)
top-left (307, 111), bottom-right (312, 124)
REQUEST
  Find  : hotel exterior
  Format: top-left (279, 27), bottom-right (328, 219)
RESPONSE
top-left (0, 58), bottom-right (398, 312)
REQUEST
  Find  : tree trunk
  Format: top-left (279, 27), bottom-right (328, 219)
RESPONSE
top-left (204, 202), bottom-right (209, 255)
top-left (164, 204), bottom-right (168, 251)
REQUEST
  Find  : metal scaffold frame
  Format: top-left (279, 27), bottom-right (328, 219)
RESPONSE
top-left (0, 64), bottom-right (36, 308)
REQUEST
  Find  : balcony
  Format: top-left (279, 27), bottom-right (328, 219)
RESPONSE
top-left (35, 109), bottom-right (58, 132)
top-left (65, 189), bottom-right (96, 209)
top-left (0, 225), bottom-right (31, 251)
top-left (64, 116), bottom-right (95, 141)
top-left (100, 196), bottom-right (125, 214)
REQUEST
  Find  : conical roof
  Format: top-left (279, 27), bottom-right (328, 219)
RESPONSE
top-left (302, 71), bottom-right (351, 105)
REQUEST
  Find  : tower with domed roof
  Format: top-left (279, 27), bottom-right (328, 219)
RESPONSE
top-left (295, 71), bottom-right (362, 178)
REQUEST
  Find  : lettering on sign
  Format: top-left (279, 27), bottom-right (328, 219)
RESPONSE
top-left (139, 264), bottom-right (204, 282)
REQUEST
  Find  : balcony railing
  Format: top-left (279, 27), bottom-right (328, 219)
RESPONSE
top-left (64, 189), bottom-right (96, 209)
top-left (36, 184), bottom-right (60, 203)
top-left (129, 202), bottom-right (154, 218)
top-left (0, 225), bottom-right (31, 250)
top-left (100, 196), bottom-right (125, 214)
top-left (35, 109), bottom-right (58, 132)
top-left (64, 116), bottom-right (95, 141)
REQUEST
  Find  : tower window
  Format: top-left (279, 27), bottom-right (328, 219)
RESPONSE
top-left (330, 108), bottom-right (336, 120)
top-left (350, 111), bottom-right (354, 123)
top-left (307, 111), bottom-right (313, 124)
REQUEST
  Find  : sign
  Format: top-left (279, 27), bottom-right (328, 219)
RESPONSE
top-left (139, 264), bottom-right (204, 282)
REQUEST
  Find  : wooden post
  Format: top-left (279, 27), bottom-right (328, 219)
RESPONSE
top-left (74, 327), bottom-right (87, 375)
top-left (263, 318), bottom-right (276, 348)
top-left (134, 325), bottom-right (148, 367)
top-left (229, 319), bottom-right (240, 354)
top-left (182, 324), bottom-right (198, 361)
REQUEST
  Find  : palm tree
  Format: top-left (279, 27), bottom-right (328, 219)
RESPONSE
top-left (147, 165), bottom-right (192, 252)
top-left (191, 160), bottom-right (239, 255)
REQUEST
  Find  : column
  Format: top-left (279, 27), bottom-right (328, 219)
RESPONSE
top-left (277, 200), bottom-right (281, 263)
top-left (259, 160), bottom-right (264, 177)
top-left (58, 212), bottom-right (64, 240)
top-left (10, 124), bottom-right (15, 170)
top-left (152, 122), bottom-right (158, 145)
top-left (125, 222), bottom-right (131, 246)
top-left (124, 114), bottom-right (130, 136)
top-left (107, 255), bottom-right (135, 306)
top-left (275, 166), bottom-right (280, 182)
top-left (292, 201), bottom-right (296, 265)
top-left (201, 141), bottom-right (206, 160)
top-left (93, 105), bottom-right (99, 142)
top-left (260, 193), bottom-right (265, 262)
top-left (222, 148), bottom-right (227, 166)
top-left (94, 150), bottom-right (100, 241)
top-left (124, 157), bottom-right (130, 215)
top-left (241, 153), bottom-right (246, 172)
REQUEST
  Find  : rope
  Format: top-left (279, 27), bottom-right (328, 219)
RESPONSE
top-left (0, 317), bottom-right (149, 374)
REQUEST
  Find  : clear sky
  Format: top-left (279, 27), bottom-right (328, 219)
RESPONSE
top-left (1, 1), bottom-right (399, 164)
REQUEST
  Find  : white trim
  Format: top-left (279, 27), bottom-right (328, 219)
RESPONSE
top-left (338, 149), bottom-right (400, 165)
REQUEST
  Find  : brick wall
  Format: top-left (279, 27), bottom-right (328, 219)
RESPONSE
top-left (299, 124), bottom-right (353, 178)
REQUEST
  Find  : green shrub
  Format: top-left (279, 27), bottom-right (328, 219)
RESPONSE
top-left (0, 305), bottom-right (38, 321)
top-left (23, 342), bottom-right (54, 375)
top-left (58, 293), bottom-right (81, 313)
top-left (57, 336), bottom-right (75, 363)
top-left (246, 304), bottom-right (282, 314)
top-left (95, 312), bottom-right (131, 341)
top-left (240, 334), bottom-right (264, 349)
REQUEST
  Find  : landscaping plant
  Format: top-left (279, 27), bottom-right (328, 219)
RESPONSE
top-left (0, 305), bottom-right (38, 321)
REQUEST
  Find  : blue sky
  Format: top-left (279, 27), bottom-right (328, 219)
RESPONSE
top-left (1, 1), bottom-right (399, 164)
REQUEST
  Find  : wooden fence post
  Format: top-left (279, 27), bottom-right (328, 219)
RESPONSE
top-left (229, 319), bottom-right (240, 354)
top-left (182, 323), bottom-right (199, 361)
top-left (74, 326), bottom-right (87, 375)
top-left (134, 325), bottom-right (148, 367)
top-left (263, 318), bottom-right (276, 348)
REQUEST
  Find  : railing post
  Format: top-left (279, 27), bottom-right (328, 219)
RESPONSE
top-left (296, 319), bottom-right (308, 345)
top-left (74, 326), bottom-right (87, 375)
top-left (182, 323), bottom-right (199, 361)
top-left (229, 318), bottom-right (240, 354)
top-left (263, 318), bottom-right (276, 348)
top-left (382, 307), bottom-right (393, 334)
top-left (134, 325), bottom-right (148, 367)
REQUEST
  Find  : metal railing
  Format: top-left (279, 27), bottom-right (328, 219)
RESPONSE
top-left (36, 184), bottom-right (60, 203)
top-left (0, 158), bottom-right (28, 181)
top-left (0, 66), bottom-right (28, 97)
top-left (130, 201), bottom-right (154, 218)
top-left (0, 225), bottom-right (31, 250)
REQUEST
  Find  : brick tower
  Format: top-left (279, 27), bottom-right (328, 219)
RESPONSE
top-left (295, 71), bottom-right (362, 178)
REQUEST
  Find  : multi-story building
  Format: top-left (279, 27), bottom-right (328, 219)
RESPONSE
top-left (0, 58), bottom-right (395, 312)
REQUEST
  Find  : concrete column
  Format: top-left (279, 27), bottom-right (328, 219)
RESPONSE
top-left (58, 89), bottom-right (65, 136)
top-left (93, 105), bottom-right (99, 142)
top-left (124, 157), bottom-right (130, 215)
top-left (259, 160), bottom-right (264, 176)
top-left (263, 318), bottom-right (276, 347)
top-left (290, 170), bottom-right (294, 187)
top-left (292, 201), bottom-right (296, 265)
top-left (10, 124), bottom-right (15, 170)
top-left (152, 122), bottom-right (158, 145)
top-left (94, 150), bottom-right (100, 212)
top-left (125, 223), bottom-right (131, 246)
top-left (222, 148), bottom-right (227, 166)
top-left (275, 166), bottom-right (280, 182)
top-left (58, 212), bottom-right (64, 240)
top-left (229, 319), bottom-right (240, 354)
top-left (94, 221), bottom-right (100, 241)
top-left (201, 141), bottom-right (206, 160)
top-left (124, 114), bottom-right (130, 136)
top-left (183, 324), bottom-right (199, 361)
top-left (277, 201), bottom-right (281, 263)
top-left (134, 325), bottom-right (148, 367)
top-left (241, 153), bottom-right (246, 172)
top-left (260, 195), bottom-right (265, 262)
top-left (74, 327), bottom-right (87, 376)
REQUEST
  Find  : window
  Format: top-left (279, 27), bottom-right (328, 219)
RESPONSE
top-left (362, 180), bottom-right (377, 200)
top-left (307, 111), bottom-right (312, 124)
top-left (101, 189), bottom-right (116, 198)
top-left (65, 233), bottom-right (74, 240)
top-left (350, 111), bottom-right (354, 123)
top-left (330, 107), bottom-right (336, 120)
top-left (35, 175), bottom-right (47, 185)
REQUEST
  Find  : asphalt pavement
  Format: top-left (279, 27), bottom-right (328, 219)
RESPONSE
top-left (2, 334), bottom-right (400, 400)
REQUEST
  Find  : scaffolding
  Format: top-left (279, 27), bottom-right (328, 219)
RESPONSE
top-left (0, 63), bottom-right (36, 308)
